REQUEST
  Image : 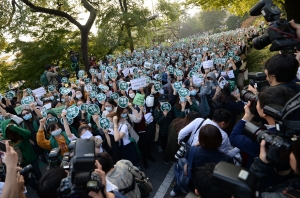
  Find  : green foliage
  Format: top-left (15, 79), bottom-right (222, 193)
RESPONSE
top-left (246, 47), bottom-right (277, 72)
top-left (1, 28), bottom-right (79, 90)
top-left (225, 15), bottom-right (242, 30)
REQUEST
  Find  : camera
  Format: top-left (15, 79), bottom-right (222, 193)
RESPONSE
top-left (175, 140), bottom-right (187, 160)
top-left (249, 0), bottom-right (300, 52)
top-left (241, 89), bottom-right (258, 115)
top-left (213, 161), bottom-right (259, 198)
top-left (243, 92), bottom-right (300, 164)
top-left (57, 138), bottom-right (105, 198)
top-left (19, 164), bottom-right (33, 176)
top-left (48, 147), bottom-right (61, 169)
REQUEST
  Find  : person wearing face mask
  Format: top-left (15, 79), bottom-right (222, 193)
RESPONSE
top-left (21, 103), bottom-right (48, 164)
top-left (1, 117), bottom-right (43, 183)
top-left (106, 113), bottom-right (140, 166)
top-left (212, 81), bottom-right (244, 132)
top-left (61, 112), bottom-right (103, 154)
top-left (101, 99), bottom-right (118, 118)
top-left (127, 89), bottom-right (136, 103)
top-left (153, 95), bottom-right (175, 153)
top-left (173, 95), bottom-right (198, 118)
top-left (36, 118), bottom-right (70, 156)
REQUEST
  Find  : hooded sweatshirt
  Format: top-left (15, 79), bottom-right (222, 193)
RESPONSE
top-left (1, 119), bottom-right (36, 166)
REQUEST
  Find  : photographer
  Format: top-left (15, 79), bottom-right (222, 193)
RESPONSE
top-left (250, 139), bottom-right (300, 198)
top-left (45, 64), bottom-right (59, 86)
top-left (70, 51), bottom-right (79, 79)
top-left (230, 86), bottom-right (296, 168)
top-left (248, 53), bottom-right (300, 93)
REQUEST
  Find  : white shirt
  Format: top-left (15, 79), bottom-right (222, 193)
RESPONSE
top-left (178, 118), bottom-right (239, 157)
top-left (108, 124), bottom-right (130, 146)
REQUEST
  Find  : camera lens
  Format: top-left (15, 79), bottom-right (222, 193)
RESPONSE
top-left (252, 34), bottom-right (271, 50)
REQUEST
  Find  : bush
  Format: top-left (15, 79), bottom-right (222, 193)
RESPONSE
top-left (246, 47), bottom-right (277, 72)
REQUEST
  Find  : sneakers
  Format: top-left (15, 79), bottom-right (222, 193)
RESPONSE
top-left (156, 145), bottom-right (163, 153)
top-left (170, 190), bottom-right (177, 197)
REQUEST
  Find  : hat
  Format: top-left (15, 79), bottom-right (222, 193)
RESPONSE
top-left (159, 94), bottom-right (169, 102)
top-left (162, 73), bottom-right (168, 83)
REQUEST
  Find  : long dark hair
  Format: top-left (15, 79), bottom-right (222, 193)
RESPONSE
top-left (173, 111), bottom-right (200, 133)
top-left (21, 109), bottom-right (39, 130)
top-left (218, 83), bottom-right (236, 104)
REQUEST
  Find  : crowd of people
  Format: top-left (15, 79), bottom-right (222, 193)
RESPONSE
top-left (0, 20), bottom-right (299, 198)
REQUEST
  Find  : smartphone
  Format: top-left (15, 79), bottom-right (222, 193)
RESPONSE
top-left (0, 141), bottom-right (6, 152)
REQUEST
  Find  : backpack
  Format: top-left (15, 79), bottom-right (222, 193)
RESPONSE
top-left (118, 163), bottom-right (153, 198)
top-left (174, 146), bottom-right (197, 192)
top-left (40, 71), bottom-right (49, 87)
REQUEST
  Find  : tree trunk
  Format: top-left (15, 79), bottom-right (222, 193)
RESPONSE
top-left (81, 29), bottom-right (90, 72)
top-left (126, 26), bottom-right (134, 52)
top-left (284, 0), bottom-right (300, 23)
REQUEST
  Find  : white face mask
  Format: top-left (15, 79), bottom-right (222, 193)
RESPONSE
top-left (51, 128), bottom-right (62, 136)
top-left (105, 106), bottom-right (113, 112)
top-left (76, 94), bottom-right (82, 99)
top-left (110, 122), bottom-right (114, 129)
top-left (208, 80), bottom-right (213, 83)
top-left (129, 93), bottom-right (135, 99)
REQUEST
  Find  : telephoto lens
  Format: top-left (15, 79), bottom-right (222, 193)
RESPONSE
top-left (19, 164), bottom-right (33, 176)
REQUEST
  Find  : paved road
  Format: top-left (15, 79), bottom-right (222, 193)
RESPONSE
top-left (25, 143), bottom-right (188, 198)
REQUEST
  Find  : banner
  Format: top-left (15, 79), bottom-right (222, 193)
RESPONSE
top-left (32, 87), bottom-right (46, 98)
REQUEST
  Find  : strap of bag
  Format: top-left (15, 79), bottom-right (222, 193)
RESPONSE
top-left (189, 119), bottom-right (205, 145)
top-left (184, 146), bottom-right (198, 176)
top-left (118, 176), bottom-right (136, 194)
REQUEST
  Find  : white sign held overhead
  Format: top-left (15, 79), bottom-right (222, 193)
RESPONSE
top-left (228, 70), bottom-right (235, 79)
top-left (129, 67), bottom-right (138, 74)
top-left (122, 68), bottom-right (130, 77)
top-left (32, 87), bottom-right (47, 98)
top-left (202, 60), bottom-right (214, 69)
top-left (130, 78), bottom-right (147, 90)
top-left (192, 76), bottom-right (204, 85)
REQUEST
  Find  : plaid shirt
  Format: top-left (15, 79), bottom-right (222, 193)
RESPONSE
top-left (153, 107), bottom-right (174, 137)
top-left (106, 160), bottom-right (140, 198)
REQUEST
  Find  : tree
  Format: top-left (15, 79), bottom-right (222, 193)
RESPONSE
top-left (3, 0), bottom-right (97, 72)
top-left (226, 15), bottom-right (242, 30)
top-left (185, 0), bottom-right (300, 23)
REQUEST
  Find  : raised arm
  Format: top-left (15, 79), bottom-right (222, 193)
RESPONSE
top-left (29, 103), bottom-right (42, 118)
top-left (36, 118), bottom-right (51, 151)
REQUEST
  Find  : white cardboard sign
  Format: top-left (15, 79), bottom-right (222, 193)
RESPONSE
top-left (192, 76), bottom-right (204, 85)
top-left (32, 87), bottom-right (47, 98)
top-left (130, 78), bottom-right (147, 90)
top-left (202, 60), bottom-right (214, 69)
top-left (122, 68), bottom-right (130, 77)
top-left (144, 62), bottom-right (151, 69)
top-left (228, 70), bottom-right (235, 79)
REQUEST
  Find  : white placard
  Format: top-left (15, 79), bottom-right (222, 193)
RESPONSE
top-left (154, 64), bottom-right (161, 70)
top-left (32, 87), bottom-right (47, 98)
top-left (43, 103), bottom-right (52, 110)
top-left (228, 70), bottom-right (235, 79)
top-left (221, 71), bottom-right (227, 76)
top-left (122, 68), bottom-right (130, 77)
top-left (192, 76), bottom-right (204, 85)
top-left (144, 62), bottom-right (151, 69)
top-left (202, 60), bottom-right (214, 69)
top-left (130, 78), bottom-right (147, 90)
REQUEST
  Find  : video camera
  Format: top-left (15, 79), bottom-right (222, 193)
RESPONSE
top-left (213, 161), bottom-right (259, 198)
top-left (249, 0), bottom-right (300, 52)
top-left (54, 139), bottom-right (105, 198)
top-left (244, 92), bottom-right (300, 164)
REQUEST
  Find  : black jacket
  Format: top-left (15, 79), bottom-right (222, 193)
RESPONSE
top-left (250, 157), bottom-right (300, 198)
